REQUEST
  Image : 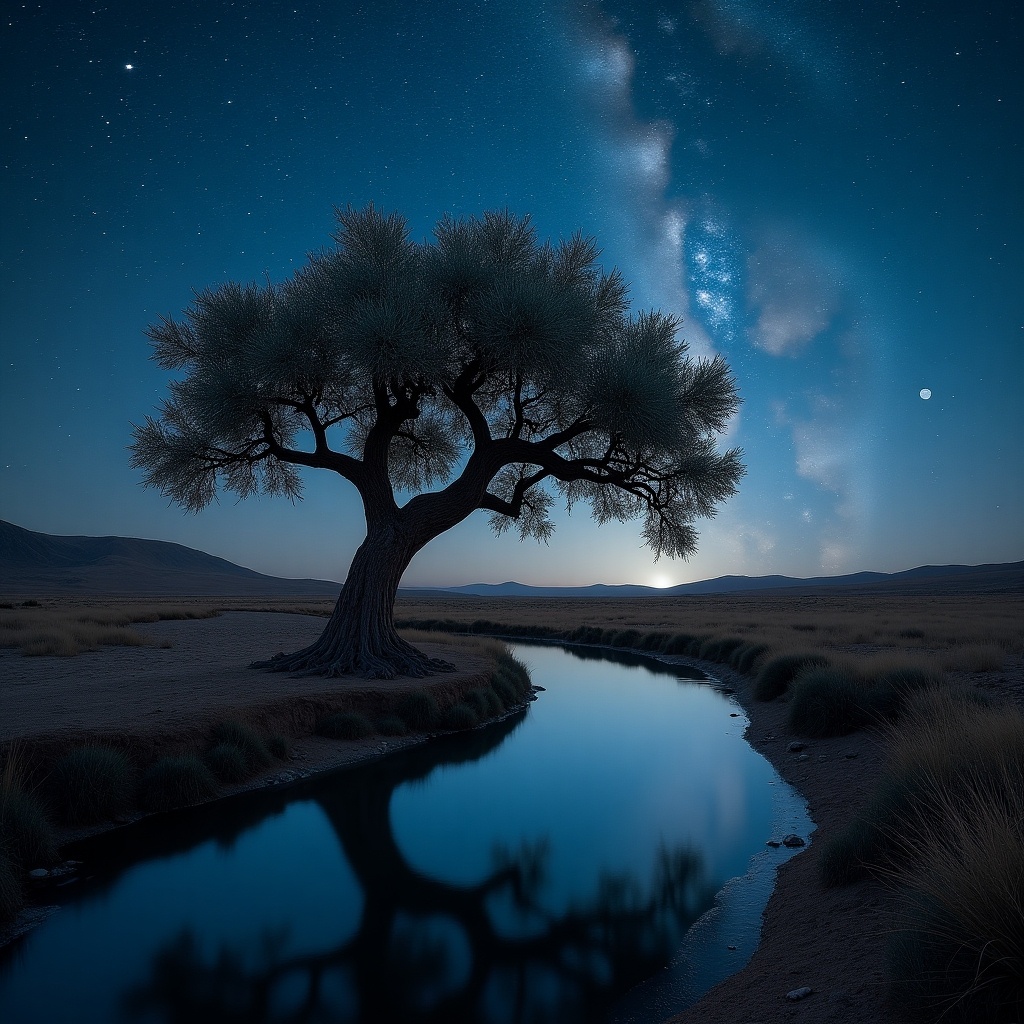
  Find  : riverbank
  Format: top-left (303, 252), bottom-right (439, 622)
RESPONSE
top-left (657, 654), bottom-right (900, 1024)
top-left (3, 603), bottom-right (1019, 1022)
top-left (0, 612), bottom-right (528, 947)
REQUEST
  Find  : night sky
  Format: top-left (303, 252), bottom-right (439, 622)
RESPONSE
top-left (2, 1), bottom-right (1021, 587)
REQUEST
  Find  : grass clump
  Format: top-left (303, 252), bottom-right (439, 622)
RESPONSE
top-left (637, 631), bottom-right (669, 652)
top-left (374, 715), bottom-right (409, 737)
top-left (754, 652), bottom-right (830, 701)
top-left (490, 652), bottom-right (532, 708)
top-left (731, 642), bottom-right (769, 674)
top-left (445, 703), bottom-right (480, 731)
top-left (857, 664), bottom-right (943, 723)
top-left (0, 850), bottom-right (23, 923)
top-left (788, 667), bottom-right (868, 737)
top-left (46, 745), bottom-right (134, 824)
top-left (566, 625), bottom-right (605, 644)
top-left (204, 743), bottom-right (251, 784)
top-left (138, 756), bottom-right (218, 813)
top-left (318, 712), bottom-right (373, 740)
top-left (464, 688), bottom-right (503, 720)
top-left (0, 747), bottom-right (59, 869)
top-left (817, 818), bottom-right (880, 888)
top-left (267, 735), bottom-right (290, 759)
top-left (0, 789), bottom-right (59, 869)
top-left (609, 629), bottom-right (642, 649)
top-left (209, 721), bottom-right (273, 773)
top-left (698, 636), bottom-right (745, 663)
top-left (821, 691), bottom-right (1024, 888)
top-left (885, 759), bottom-right (1024, 1021)
top-left (395, 690), bottom-right (440, 730)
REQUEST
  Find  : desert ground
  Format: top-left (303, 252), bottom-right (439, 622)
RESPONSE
top-left (2, 591), bottom-right (1022, 1022)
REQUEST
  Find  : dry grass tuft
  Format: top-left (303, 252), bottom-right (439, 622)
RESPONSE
top-left (884, 746), bottom-right (1024, 1020)
top-left (939, 643), bottom-right (1007, 673)
top-left (0, 603), bottom-right (220, 657)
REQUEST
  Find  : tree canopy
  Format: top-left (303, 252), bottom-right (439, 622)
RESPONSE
top-left (131, 206), bottom-right (744, 677)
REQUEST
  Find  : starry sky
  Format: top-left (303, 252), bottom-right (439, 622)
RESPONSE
top-left (2, 1), bottom-right (1021, 588)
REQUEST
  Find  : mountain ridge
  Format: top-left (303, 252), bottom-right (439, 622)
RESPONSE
top-left (1, 520), bottom-right (1020, 597)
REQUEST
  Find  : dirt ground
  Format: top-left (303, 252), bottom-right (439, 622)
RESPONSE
top-left (2, 611), bottom-right (1020, 1023)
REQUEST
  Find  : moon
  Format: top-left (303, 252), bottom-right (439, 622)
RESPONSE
top-left (919, 388), bottom-right (932, 400)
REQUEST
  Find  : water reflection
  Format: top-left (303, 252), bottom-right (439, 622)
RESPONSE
top-left (121, 718), bottom-right (714, 1024)
top-left (0, 643), bottom-right (805, 1024)
top-left (525, 641), bottom-right (706, 677)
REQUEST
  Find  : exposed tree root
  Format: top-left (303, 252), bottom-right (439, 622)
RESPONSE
top-left (251, 635), bottom-right (456, 680)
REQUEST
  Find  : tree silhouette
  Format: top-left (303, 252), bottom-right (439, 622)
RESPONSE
top-left (121, 718), bottom-right (714, 1024)
top-left (131, 207), bottom-right (743, 677)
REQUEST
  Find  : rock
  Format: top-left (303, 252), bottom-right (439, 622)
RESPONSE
top-left (788, 741), bottom-right (807, 752)
top-left (28, 868), bottom-right (49, 880)
top-left (766, 840), bottom-right (781, 848)
top-left (786, 986), bottom-right (814, 1001)
top-left (782, 834), bottom-right (806, 848)
top-left (729, 712), bottom-right (740, 717)
top-left (797, 753), bottom-right (810, 761)
top-left (844, 752), bottom-right (859, 759)
top-left (727, 944), bottom-right (737, 950)
top-left (532, 685), bottom-right (546, 691)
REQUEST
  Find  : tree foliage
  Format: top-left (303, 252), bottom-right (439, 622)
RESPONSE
top-left (132, 204), bottom-right (744, 563)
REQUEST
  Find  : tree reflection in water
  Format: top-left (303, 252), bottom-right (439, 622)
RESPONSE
top-left (122, 715), bottom-right (715, 1023)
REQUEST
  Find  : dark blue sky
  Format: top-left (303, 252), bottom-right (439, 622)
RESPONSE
top-left (2, 1), bottom-right (1020, 586)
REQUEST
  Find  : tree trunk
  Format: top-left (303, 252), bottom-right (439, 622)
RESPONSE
top-left (252, 521), bottom-right (454, 679)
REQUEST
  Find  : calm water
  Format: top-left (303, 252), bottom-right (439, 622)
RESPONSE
top-left (0, 642), bottom-right (810, 1024)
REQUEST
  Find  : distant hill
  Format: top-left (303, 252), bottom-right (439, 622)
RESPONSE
top-left (1, 520), bottom-right (1020, 598)
top-left (0, 520), bottom-right (341, 597)
top-left (406, 560), bottom-right (1024, 598)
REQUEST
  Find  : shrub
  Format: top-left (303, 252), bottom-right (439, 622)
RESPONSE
top-left (395, 690), bottom-right (440, 730)
top-left (318, 712), bottom-right (373, 740)
top-left (209, 721), bottom-right (272, 773)
top-left (138, 756), bottom-right (218, 813)
top-left (267, 735), bottom-right (290, 759)
top-left (46, 745), bottom-right (134, 824)
top-left (0, 850), bottom-right (23, 923)
top-left (204, 743), bottom-right (251, 783)
top-left (753, 652), bottom-right (830, 701)
top-left (445, 703), bottom-right (480, 731)
top-left (375, 715), bottom-right (409, 737)
top-left (788, 667), bottom-right (868, 737)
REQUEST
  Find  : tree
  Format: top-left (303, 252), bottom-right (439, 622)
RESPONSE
top-left (131, 206), bottom-right (744, 678)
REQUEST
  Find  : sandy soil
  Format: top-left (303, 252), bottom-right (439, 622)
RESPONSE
top-left (3, 611), bottom-right (1020, 1023)
top-left (1, 612), bottom-right (499, 782)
